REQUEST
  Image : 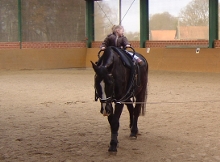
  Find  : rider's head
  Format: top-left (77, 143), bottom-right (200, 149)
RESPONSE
top-left (112, 25), bottom-right (116, 33)
top-left (113, 25), bottom-right (124, 37)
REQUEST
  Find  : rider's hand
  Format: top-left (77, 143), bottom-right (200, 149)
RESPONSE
top-left (126, 44), bottom-right (131, 48)
top-left (101, 47), bottom-right (106, 50)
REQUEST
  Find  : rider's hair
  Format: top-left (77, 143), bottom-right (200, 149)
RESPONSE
top-left (112, 25), bottom-right (116, 33)
top-left (113, 25), bottom-right (124, 34)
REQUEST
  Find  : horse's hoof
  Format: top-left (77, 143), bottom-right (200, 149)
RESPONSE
top-left (129, 133), bottom-right (137, 139)
top-left (108, 145), bottom-right (117, 152)
top-left (108, 140), bottom-right (118, 152)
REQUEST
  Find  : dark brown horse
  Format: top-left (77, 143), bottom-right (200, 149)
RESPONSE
top-left (91, 46), bottom-right (148, 152)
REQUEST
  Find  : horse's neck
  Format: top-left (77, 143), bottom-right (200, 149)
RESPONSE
top-left (112, 53), bottom-right (129, 85)
top-left (103, 49), bottom-right (129, 79)
top-left (101, 51), bottom-right (114, 68)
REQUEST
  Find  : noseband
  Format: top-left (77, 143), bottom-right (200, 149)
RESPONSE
top-left (99, 97), bottom-right (113, 103)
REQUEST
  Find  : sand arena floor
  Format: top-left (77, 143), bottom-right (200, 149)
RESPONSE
top-left (0, 68), bottom-right (220, 162)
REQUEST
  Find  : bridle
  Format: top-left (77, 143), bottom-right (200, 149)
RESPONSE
top-left (94, 74), bottom-right (115, 104)
top-left (99, 96), bottom-right (113, 104)
top-left (94, 72), bottom-right (135, 105)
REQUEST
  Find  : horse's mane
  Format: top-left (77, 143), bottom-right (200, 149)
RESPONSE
top-left (97, 47), bottom-right (114, 69)
top-left (108, 48), bottom-right (130, 97)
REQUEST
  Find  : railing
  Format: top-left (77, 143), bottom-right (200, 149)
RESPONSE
top-left (2, 40), bottom-right (220, 49)
top-left (0, 42), bottom-right (86, 49)
top-left (146, 40), bottom-right (209, 48)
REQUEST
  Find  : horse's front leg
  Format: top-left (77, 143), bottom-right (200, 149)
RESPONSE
top-left (107, 103), bottom-right (124, 152)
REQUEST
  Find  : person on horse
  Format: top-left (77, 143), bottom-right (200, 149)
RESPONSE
top-left (100, 25), bottom-right (144, 66)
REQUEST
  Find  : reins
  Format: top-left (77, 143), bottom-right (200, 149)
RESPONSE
top-left (118, 99), bottom-right (220, 105)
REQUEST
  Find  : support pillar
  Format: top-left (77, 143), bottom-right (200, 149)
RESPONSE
top-left (140, 0), bottom-right (149, 48)
top-left (209, 0), bottom-right (218, 48)
top-left (86, 0), bottom-right (94, 48)
top-left (18, 0), bottom-right (22, 49)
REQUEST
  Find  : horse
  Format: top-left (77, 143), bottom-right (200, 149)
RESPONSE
top-left (91, 46), bottom-right (148, 152)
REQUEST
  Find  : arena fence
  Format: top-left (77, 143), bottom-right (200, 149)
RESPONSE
top-left (0, 42), bottom-right (86, 49)
top-left (2, 40), bottom-right (220, 49)
top-left (1, 41), bottom-right (220, 73)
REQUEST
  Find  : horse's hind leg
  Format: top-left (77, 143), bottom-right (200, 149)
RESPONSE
top-left (130, 91), bottom-right (146, 138)
top-left (126, 101), bottom-right (134, 128)
top-left (130, 103), bottom-right (141, 138)
top-left (130, 73), bottom-right (148, 138)
top-left (126, 101), bottom-right (140, 138)
top-left (107, 103), bottom-right (124, 152)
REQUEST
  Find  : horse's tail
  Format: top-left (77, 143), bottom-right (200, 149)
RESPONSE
top-left (141, 61), bottom-right (148, 116)
top-left (141, 86), bottom-right (148, 116)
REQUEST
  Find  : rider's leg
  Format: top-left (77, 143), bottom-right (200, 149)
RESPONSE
top-left (126, 51), bottom-right (144, 65)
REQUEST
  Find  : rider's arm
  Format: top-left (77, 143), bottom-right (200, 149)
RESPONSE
top-left (122, 36), bottom-right (131, 49)
top-left (100, 34), bottom-right (112, 50)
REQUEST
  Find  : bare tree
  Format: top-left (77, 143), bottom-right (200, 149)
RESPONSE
top-left (94, 1), bottom-right (118, 41)
top-left (22, 0), bottom-right (86, 42)
top-left (149, 12), bottom-right (177, 30)
top-left (0, 0), bottom-right (18, 42)
top-left (179, 0), bottom-right (209, 26)
top-left (126, 31), bottom-right (140, 41)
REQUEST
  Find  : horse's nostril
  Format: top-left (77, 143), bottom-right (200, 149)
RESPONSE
top-left (105, 107), bottom-right (112, 115)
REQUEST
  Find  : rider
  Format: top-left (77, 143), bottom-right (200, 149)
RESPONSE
top-left (100, 25), bottom-right (143, 66)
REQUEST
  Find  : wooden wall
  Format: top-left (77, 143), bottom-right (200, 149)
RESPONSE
top-left (1, 41), bottom-right (220, 73)
top-left (87, 48), bottom-right (220, 73)
top-left (0, 48), bottom-right (86, 70)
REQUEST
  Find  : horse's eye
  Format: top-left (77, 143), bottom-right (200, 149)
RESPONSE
top-left (105, 79), bottom-right (113, 85)
top-left (95, 81), bottom-right (102, 91)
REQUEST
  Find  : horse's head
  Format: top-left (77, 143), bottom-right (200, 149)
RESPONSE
top-left (91, 61), bottom-right (114, 116)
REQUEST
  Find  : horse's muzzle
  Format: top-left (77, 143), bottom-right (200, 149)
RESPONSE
top-left (100, 103), bottom-right (113, 116)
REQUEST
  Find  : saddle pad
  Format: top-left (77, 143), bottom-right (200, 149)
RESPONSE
top-left (110, 46), bottom-right (133, 68)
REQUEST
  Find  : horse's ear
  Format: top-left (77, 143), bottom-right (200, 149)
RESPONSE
top-left (90, 61), bottom-right (98, 73)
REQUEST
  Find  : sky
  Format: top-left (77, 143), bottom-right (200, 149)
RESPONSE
top-left (149, 0), bottom-right (192, 16)
top-left (98, 0), bottom-right (193, 32)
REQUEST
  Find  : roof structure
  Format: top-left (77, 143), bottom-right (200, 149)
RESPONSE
top-left (150, 26), bottom-right (209, 40)
top-left (150, 30), bottom-right (176, 40)
top-left (176, 26), bottom-right (209, 40)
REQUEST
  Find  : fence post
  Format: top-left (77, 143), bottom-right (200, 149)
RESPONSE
top-left (140, 0), bottom-right (149, 48)
top-left (209, 0), bottom-right (218, 48)
top-left (18, 0), bottom-right (22, 49)
top-left (86, 0), bottom-right (94, 48)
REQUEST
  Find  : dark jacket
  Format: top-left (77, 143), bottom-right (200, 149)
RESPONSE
top-left (101, 33), bottom-right (130, 49)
